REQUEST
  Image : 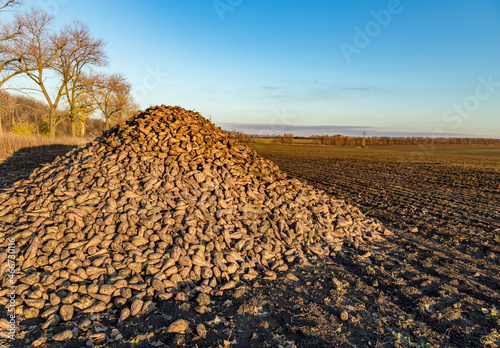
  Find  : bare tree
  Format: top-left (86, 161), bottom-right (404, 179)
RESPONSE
top-left (0, 0), bottom-right (24, 134)
top-left (282, 133), bottom-right (294, 144)
top-left (56, 21), bottom-right (106, 137)
top-left (67, 79), bottom-right (95, 137)
top-left (13, 9), bottom-right (106, 138)
top-left (88, 73), bottom-right (136, 130)
top-left (0, 1), bottom-right (23, 83)
top-left (11, 10), bottom-right (62, 137)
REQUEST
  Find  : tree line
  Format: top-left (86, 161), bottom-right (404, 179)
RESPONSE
top-left (0, 89), bottom-right (106, 137)
top-left (233, 132), bottom-right (500, 146)
top-left (315, 135), bottom-right (500, 146)
top-left (0, 1), bottom-right (137, 138)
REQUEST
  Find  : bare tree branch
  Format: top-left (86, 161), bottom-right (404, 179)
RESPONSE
top-left (0, 0), bottom-right (22, 12)
top-left (0, 0), bottom-right (24, 133)
top-left (13, 9), bottom-right (107, 138)
top-left (10, 9), bottom-right (61, 136)
top-left (87, 72), bottom-right (137, 130)
top-left (55, 20), bottom-right (107, 137)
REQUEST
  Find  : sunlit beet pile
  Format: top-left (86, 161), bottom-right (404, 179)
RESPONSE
top-left (0, 105), bottom-right (386, 331)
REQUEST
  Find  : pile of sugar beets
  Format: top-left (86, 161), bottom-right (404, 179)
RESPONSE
top-left (0, 106), bottom-right (387, 334)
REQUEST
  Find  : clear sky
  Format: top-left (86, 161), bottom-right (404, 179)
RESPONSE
top-left (17, 0), bottom-right (500, 137)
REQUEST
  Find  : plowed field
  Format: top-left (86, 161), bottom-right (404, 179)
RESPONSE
top-left (247, 144), bottom-right (500, 347)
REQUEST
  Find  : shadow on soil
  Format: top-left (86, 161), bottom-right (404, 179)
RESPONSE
top-left (0, 144), bottom-right (77, 189)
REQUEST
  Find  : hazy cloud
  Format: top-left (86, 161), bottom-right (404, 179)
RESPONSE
top-left (265, 94), bottom-right (294, 99)
top-left (219, 123), bottom-right (489, 138)
top-left (340, 87), bottom-right (371, 91)
top-left (219, 123), bottom-right (371, 136)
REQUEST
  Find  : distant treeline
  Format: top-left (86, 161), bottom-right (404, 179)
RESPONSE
top-left (315, 134), bottom-right (500, 146)
top-left (231, 132), bottom-right (500, 146)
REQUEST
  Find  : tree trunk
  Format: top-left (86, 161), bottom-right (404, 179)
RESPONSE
top-left (70, 114), bottom-right (77, 137)
top-left (80, 118), bottom-right (85, 137)
top-left (0, 95), bottom-right (6, 135)
top-left (105, 116), bottom-right (109, 130)
top-left (49, 106), bottom-right (57, 138)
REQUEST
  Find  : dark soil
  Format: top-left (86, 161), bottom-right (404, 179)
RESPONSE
top-left (0, 145), bottom-right (78, 190)
top-left (1, 144), bottom-right (499, 348)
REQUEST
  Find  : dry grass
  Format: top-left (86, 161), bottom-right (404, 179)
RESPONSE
top-left (0, 132), bottom-right (91, 155)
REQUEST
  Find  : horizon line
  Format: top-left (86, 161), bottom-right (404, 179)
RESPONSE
top-left (218, 123), bottom-right (500, 139)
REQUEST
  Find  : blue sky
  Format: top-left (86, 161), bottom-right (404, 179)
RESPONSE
top-left (17, 0), bottom-right (500, 137)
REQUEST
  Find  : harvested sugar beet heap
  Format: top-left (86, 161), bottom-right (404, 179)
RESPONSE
top-left (0, 105), bottom-right (387, 326)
